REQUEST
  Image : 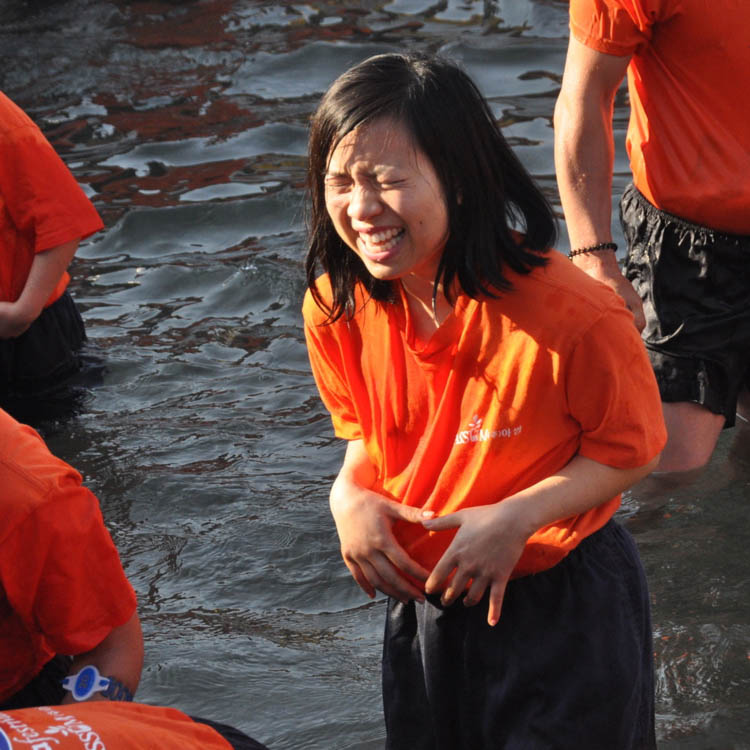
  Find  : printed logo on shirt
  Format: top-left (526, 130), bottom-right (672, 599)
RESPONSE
top-left (454, 415), bottom-right (523, 445)
top-left (0, 708), bottom-right (106, 750)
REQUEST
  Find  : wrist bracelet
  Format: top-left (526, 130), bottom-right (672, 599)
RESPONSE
top-left (568, 241), bottom-right (617, 258)
top-left (62, 665), bottom-right (133, 702)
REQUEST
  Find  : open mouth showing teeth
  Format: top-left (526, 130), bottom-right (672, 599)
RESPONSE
top-left (361, 228), bottom-right (405, 253)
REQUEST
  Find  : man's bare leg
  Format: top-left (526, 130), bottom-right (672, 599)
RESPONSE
top-left (656, 401), bottom-right (725, 473)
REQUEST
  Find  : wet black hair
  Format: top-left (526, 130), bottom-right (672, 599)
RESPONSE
top-left (305, 52), bottom-right (556, 321)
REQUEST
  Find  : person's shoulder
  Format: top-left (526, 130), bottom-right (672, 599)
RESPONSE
top-left (569, 0), bottom-right (665, 55)
top-left (0, 410), bottom-right (84, 527)
top-left (503, 249), bottom-right (632, 329)
top-left (0, 91), bottom-right (43, 140)
top-left (302, 275), bottom-right (377, 329)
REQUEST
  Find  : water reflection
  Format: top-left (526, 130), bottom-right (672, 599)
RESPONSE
top-left (1, 1), bottom-right (748, 748)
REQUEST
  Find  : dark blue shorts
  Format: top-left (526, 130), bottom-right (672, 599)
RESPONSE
top-left (190, 717), bottom-right (270, 750)
top-left (621, 184), bottom-right (750, 427)
top-left (0, 291), bottom-right (104, 425)
top-left (0, 655), bottom-right (70, 710)
top-left (382, 520), bottom-right (656, 750)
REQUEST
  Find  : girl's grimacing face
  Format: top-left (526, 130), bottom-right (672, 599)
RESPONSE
top-left (323, 117), bottom-right (450, 287)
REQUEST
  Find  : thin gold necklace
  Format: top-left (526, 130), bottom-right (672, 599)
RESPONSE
top-left (401, 280), bottom-right (443, 328)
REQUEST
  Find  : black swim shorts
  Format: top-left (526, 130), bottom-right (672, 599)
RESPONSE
top-left (382, 521), bottom-right (656, 750)
top-left (0, 655), bottom-right (71, 710)
top-left (621, 184), bottom-right (750, 427)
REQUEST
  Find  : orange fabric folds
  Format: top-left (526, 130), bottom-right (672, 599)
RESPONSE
top-left (569, 0), bottom-right (750, 234)
top-left (0, 91), bottom-right (103, 306)
top-left (304, 252), bottom-right (666, 580)
top-left (0, 411), bottom-right (136, 701)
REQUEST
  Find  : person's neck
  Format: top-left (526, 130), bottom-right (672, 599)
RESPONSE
top-left (401, 276), bottom-right (453, 338)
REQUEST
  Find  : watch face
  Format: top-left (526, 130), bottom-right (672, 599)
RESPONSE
top-left (72, 665), bottom-right (100, 700)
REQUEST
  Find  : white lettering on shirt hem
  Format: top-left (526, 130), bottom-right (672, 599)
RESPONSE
top-left (454, 415), bottom-right (522, 445)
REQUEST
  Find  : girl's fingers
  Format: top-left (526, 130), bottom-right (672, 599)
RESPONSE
top-left (387, 545), bottom-right (430, 584)
top-left (462, 575), bottom-right (488, 608)
top-left (346, 560), bottom-right (376, 599)
top-left (440, 569), bottom-right (472, 607)
top-left (420, 511), bottom-right (462, 531)
top-left (384, 499), bottom-right (435, 525)
top-left (487, 578), bottom-right (509, 627)
top-left (370, 554), bottom-right (425, 603)
top-left (424, 552), bottom-right (456, 595)
top-left (353, 553), bottom-right (423, 603)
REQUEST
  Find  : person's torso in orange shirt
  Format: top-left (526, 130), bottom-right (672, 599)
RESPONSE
top-left (0, 91), bottom-right (103, 306)
top-left (304, 252), bottom-right (665, 579)
top-left (571, 0), bottom-right (750, 234)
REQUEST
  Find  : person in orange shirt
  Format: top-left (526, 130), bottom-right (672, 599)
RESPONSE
top-left (0, 408), bottom-right (142, 711)
top-left (554, 0), bottom-right (750, 473)
top-left (0, 91), bottom-right (104, 423)
top-left (0, 408), bottom-right (271, 748)
top-left (0, 703), bottom-right (270, 749)
top-left (303, 53), bottom-right (665, 749)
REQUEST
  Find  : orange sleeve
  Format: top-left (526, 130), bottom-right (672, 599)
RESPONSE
top-left (1, 473), bottom-right (137, 656)
top-left (565, 303), bottom-right (666, 468)
top-left (302, 287), bottom-right (363, 441)
top-left (0, 122), bottom-right (103, 254)
top-left (569, 0), bottom-right (659, 56)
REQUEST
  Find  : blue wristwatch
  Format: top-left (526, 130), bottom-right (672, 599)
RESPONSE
top-left (62, 665), bottom-right (133, 702)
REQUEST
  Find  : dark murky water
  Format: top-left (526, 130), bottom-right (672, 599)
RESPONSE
top-left (1, 1), bottom-right (748, 747)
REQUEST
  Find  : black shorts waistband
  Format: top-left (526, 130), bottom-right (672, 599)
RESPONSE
top-left (623, 184), bottom-right (750, 246)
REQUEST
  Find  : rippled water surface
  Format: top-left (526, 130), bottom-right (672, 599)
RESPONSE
top-left (1, 1), bottom-right (748, 747)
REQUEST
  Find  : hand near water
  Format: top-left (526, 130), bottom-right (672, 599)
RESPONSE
top-left (421, 500), bottom-right (534, 627)
top-left (331, 439), bottom-right (431, 602)
top-left (330, 479), bottom-right (431, 603)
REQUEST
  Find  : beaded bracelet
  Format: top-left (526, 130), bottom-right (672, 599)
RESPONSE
top-left (568, 241), bottom-right (617, 258)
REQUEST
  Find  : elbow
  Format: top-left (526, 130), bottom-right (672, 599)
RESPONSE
top-left (635, 453), bottom-right (661, 481)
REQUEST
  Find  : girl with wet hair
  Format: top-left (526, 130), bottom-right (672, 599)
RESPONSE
top-left (303, 52), bottom-right (665, 749)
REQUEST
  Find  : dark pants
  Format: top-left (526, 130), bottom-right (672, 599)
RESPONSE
top-left (0, 291), bottom-right (103, 425)
top-left (0, 655), bottom-right (70, 710)
top-left (621, 183), bottom-right (750, 427)
top-left (191, 717), bottom-right (271, 750)
top-left (382, 521), bottom-right (656, 750)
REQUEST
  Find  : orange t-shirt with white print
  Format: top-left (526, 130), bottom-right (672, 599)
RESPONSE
top-left (569, 0), bottom-right (750, 234)
top-left (0, 409), bottom-right (137, 702)
top-left (303, 251), bottom-right (666, 579)
top-left (0, 91), bottom-right (103, 306)
top-left (0, 703), bottom-right (235, 750)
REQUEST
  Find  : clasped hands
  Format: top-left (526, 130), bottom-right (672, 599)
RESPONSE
top-left (330, 485), bottom-right (534, 627)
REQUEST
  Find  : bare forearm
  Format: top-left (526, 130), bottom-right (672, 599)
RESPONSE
top-left (64, 610), bottom-right (144, 703)
top-left (503, 454), bottom-right (659, 539)
top-left (0, 240), bottom-right (79, 338)
top-left (423, 453), bottom-right (659, 624)
top-left (19, 240), bottom-right (79, 319)
top-left (554, 96), bottom-right (615, 252)
top-left (554, 37), bottom-right (630, 254)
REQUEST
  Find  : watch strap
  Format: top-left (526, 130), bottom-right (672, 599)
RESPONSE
top-left (101, 675), bottom-right (134, 702)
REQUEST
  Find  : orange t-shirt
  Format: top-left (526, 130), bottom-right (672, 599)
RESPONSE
top-left (304, 252), bottom-right (666, 578)
top-left (0, 410), bottom-right (137, 702)
top-left (0, 703), bottom-right (235, 749)
top-left (0, 91), bottom-right (103, 306)
top-left (570, 0), bottom-right (750, 234)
